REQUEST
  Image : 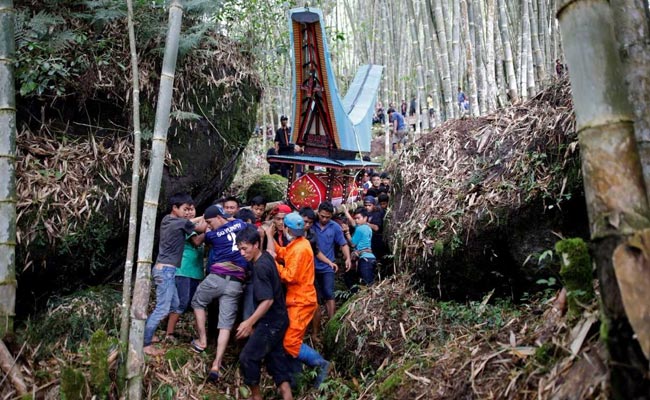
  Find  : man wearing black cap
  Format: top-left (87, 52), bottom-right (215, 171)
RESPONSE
top-left (191, 204), bottom-right (248, 382)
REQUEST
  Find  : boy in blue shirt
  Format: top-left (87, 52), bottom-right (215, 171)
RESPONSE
top-left (342, 207), bottom-right (376, 289)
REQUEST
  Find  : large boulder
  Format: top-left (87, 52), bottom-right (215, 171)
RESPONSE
top-left (386, 80), bottom-right (589, 300)
top-left (13, 1), bottom-right (261, 314)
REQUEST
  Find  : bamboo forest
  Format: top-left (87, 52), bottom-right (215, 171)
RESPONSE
top-left (1, 0), bottom-right (650, 399)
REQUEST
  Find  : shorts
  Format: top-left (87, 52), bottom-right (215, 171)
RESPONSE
top-left (392, 129), bottom-right (408, 145)
top-left (191, 274), bottom-right (243, 329)
top-left (314, 270), bottom-right (335, 302)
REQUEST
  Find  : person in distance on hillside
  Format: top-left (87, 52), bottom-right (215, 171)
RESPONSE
top-left (387, 108), bottom-right (407, 152)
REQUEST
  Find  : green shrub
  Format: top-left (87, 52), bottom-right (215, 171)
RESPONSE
top-left (23, 286), bottom-right (121, 357)
top-left (60, 367), bottom-right (87, 400)
top-left (246, 174), bottom-right (287, 203)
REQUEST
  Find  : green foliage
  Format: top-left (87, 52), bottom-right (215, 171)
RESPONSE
top-left (153, 383), bottom-right (177, 400)
top-left (313, 377), bottom-right (358, 399)
top-left (555, 238), bottom-right (594, 320)
top-left (60, 367), bottom-right (88, 400)
top-left (89, 330), bottom-right (110, 399)
top-left (437, 298), bottom-right (519, 336)
top-left (164, 347), bottom-right (192, 371)
top-left (22, 286), bottom-right (121, 358)
top-left (245, 174), bottom-right (287, 202)
top-left (534, 342), bottom-right (565, 369)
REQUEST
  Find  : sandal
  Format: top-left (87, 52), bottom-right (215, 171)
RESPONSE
top-left (207, 369), bottom-right (220, 384)
top-left (190, 339), bottom-right (206, 353)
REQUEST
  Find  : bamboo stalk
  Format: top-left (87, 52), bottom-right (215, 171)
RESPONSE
top-left (125, 1), bottom-right (184, 398)
top-left (557, 0), bottom-right (650, 396)
top-left (0, 0), bottom-right (16, 338)
top-left (119, 0), bottom-right (143, 355)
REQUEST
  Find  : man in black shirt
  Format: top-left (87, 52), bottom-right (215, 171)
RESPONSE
top-left (274, 115), bottom-right (300, 178)
top-left (236, 226), bottom-right (293, 400)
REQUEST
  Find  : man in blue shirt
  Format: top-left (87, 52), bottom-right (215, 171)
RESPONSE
top-left (311, 201), bottom-right (351, 335)
top-left (387, 108), bottom-right (407, 152)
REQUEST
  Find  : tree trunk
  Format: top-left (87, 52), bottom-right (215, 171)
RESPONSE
top-left (0, 0), bottom-right (16, 338)
top-left (498, 0), bottom-right (518, 101)
top-left (529, 0), bottom-right (545, 85)
top-left (524, 0), bottom-right (536, 95)
top-left (557, 0), bottom-right (650, 397)
top-left (460, 0), bottom-right (479, 117)
top-left (485, 0), bottom-right (498, 111)
top-left (472, 0), bottom-right (488, 115)
top-left (406, 0), bottom-right (424, 133)
top-left (610, 0), bottom-right (650, 200)
top-left (451, 0), bottom-right (461, 100)
top-left (119, 0), bottom-right (143, 354)
top-left (125, 1), bottom-right (184, 398)
top-left (430, 0), bottom-right (454, 120)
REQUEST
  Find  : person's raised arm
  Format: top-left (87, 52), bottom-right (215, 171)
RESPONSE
top-left (341, 205), bottom-right (355, 226)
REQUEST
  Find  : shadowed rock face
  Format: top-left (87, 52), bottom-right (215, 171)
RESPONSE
top-left (385, 80), bottom-right (589, 301)
top-left (13, 13), bottom-right (261, 314)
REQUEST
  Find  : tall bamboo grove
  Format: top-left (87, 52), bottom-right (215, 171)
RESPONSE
top-left (125, 1), bottom-right (184, 398)
top-left (0, 0), bottom-right (16, 338)
top-left (557, 0), bottom-right (650, 397)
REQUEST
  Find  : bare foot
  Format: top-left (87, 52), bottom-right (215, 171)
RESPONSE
top-left (143, 345), bottom-right (165, 356)
top-left (151, 335), bottom-right (161, 344)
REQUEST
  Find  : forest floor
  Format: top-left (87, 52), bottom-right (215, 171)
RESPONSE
top-left (7, 273), bottom-right (606, 399)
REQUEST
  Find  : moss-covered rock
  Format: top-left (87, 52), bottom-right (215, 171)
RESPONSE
top-left (89, 330), bottom-right (111, 399)
top-left (556, 238), bottom-right (594, 320)
top-left (60, 367), bottom-right (88, 400)
top-left (245, 175), bottom-right (288, 203)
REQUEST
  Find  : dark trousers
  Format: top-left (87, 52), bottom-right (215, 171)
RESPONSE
top-left (344, 258), bottom-right (376, 292)
top-left (239, 319), bottom-right (291, 386)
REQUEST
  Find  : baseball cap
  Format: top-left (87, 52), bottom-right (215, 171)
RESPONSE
top-left (364, 196), bottom-right (377, 205)
top-left (274, 204), bottom-right (292, 215)
top-left (284, 212), bottom-right (305, 230)
top-left (204, 204), bottom-right (231, 219)
top-left (380, 172), bottom-right (389, 179)
top-left (280, 115), bottom-right (289, 121)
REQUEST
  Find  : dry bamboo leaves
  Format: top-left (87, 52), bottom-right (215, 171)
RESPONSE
top-left (332, 275), bottom-right (605, 399)
top-left (15, 129), bottom-right (133, 263)
top-left (389, 79), bottom-right (577, 263)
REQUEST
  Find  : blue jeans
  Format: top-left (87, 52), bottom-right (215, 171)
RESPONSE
top-left (358, 258), bottom-right (376, 285)
top-left (173, 276), bottom-right (200, 314)
top-left (144, 266), bottom-right (179, 346)
top-left (344, 258), bottom-right (375, 291)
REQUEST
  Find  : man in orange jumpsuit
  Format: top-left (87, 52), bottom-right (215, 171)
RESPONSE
top-left (265, 212), bottom-right (330, 388)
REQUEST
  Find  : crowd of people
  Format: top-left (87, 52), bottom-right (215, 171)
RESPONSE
top-left (142, 172), bottom-right (392, 399)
